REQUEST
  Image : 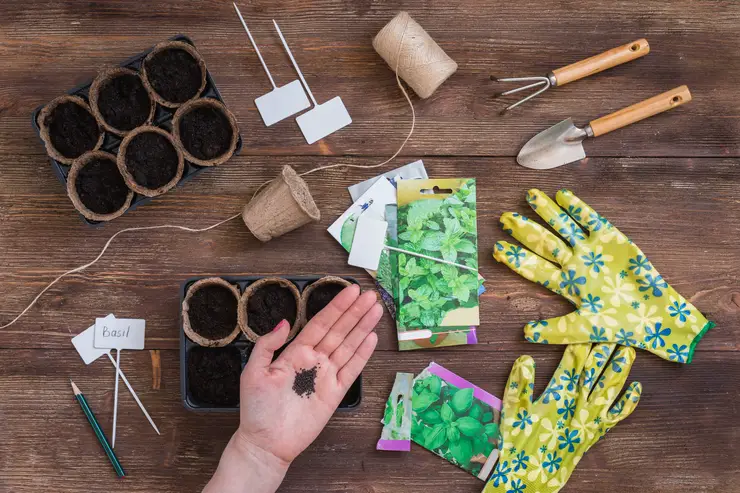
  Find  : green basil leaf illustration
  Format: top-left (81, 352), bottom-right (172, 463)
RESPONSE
top-left (413, 391), bottom-right (439, 412)
top-left (450, 388), bottom-right (474, 415)
top-left (484, 422), bottom-right (499, 437)
top-left (482, 412), bottom-right (493, 423)
top-left (484, 440), bottom-right (495, 456)
top-left (425, 423), bottom-right (447, 450)
top-left (419, 408), bottom-right (442, 425)
top-left (383, 400), bottom-right (393, 425)
top-left (449, 438), bottom-right (473, 467)
top-left (446, 424), bottom-right (461, 443)
top-left (457, 416), bottom-right (484, 437)
top-left (468, 402), bottom-right (483, 420)
top-left (427, 375), bottom-right (442, 395)
top-left (440, 402), bottom-right (455, 423)
top-left (396, 401), bottom-right (405, 428)
top-left (472, 437), bottom-right (487, 456)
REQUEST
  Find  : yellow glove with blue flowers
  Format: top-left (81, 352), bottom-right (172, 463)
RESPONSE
top-left (482, 343), bottom-right (642, 493)
top-left (493, 189), bottom-right (714, 363)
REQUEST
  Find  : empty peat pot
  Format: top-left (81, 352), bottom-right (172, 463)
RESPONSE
top-left (242, 165), bottom-right (321, 242)
top-left (187, 346), bottom-right (241, 407)
top-left (117, 125), bottom-right (184, 197)
top-left (239, 278), bottom-right (303, 343)
top-left (89, 67), bottom-right (156, 136)
top-left (67, 151), bottom-right (133, 221)
top-left (183, 277), bottom-right (242, 347)
top-left (300, 276), bottom-right (352, 325)
top-left (141, 40), bottom-right (207, 108)
top-left (172, 98), bottom-right (239, 167)
top-left (38, 95), bottom-right (104, 165)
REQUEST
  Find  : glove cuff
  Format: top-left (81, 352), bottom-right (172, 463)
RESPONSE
top-left (687, 320), bottom-right (716, 364)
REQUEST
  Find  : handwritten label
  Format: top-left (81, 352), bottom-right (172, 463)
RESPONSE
top-left (94, 314), bottom-right (146, 350)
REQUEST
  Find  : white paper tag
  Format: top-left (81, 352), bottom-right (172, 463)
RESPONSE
top-left (94, 315), bottom-right (146, 350)
top-left (296, 96), bottom-right (352, 144)
top-left (255, 80), bottom-right (311, 126)
top-left (72, 323), bottom-right (111, 365)
top-left (348, 216), bottom-right (388, 271)
top-left (348, 160), bottom-right (428, 202)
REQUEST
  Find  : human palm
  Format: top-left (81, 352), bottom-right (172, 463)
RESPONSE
top-left (238, 285), bottom-right (382, 464)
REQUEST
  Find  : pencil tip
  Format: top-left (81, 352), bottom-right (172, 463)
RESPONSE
top-left (70, 380), bottom-right (81, 395)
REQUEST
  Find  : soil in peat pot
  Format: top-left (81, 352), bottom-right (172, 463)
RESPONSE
top-left (306, 283), bottom-right (346, 321)
top-left (188, 346), bottom-right (241, 406)
top-left (247, 284), bottom-right (298, 336)
top-left (125, 131), bottom-right (180, 189)
top-left (187, 284), bottom-right (239, 341)
top-left (45, 102), bottom-right (100, 159)
top-left (75, 157), bottom-right (130, 214)
top-left (179, 105), bottom-right (234, 161)
top-left (97, 73), bottom-right (152, 131)
top-left (145, 47), bottom-right (203, 104)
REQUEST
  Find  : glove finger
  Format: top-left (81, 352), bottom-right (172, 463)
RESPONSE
top-left (526, 188), bottom-right (587, 247)
top-left (589, 346), bottom-right (637, 412)
top-left (504, 354), bottom-right (536, 411)
top-left (493, 240), bottom-right (568, 298)
top-left (534, 343), bottom-right (591, 408)
top-left (523, 312), bottom-right (591, 345)
top-left (603, 381), bottom-right (642, 428)
top-left (578, 343), bottom-right (617, 397)
top-left (555, 188), bottom-right (613, 234)
top-left (500, 212), bottom-right (573, 266)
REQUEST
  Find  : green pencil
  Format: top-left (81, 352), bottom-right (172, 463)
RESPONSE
top-left (71, 380), bottom-right (126, 478)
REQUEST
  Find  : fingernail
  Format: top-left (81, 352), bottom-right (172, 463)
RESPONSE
top-left (272, 319), bottom-right (287, 332)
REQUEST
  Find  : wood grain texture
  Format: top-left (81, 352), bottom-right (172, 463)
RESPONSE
top-left (0, 0), bottom-right (739, 492)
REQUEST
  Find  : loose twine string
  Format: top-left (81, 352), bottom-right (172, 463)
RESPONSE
top-left (1, 16), bottom-right (419, 330)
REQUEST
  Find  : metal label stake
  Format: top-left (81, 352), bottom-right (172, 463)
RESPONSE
top-left (273, 19), bottom-right (352, 144)
top-left (233, 3), bottom-right (310, 126)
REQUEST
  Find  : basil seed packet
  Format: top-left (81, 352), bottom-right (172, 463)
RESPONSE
top-left (412, 363), bottom-right (501, 480)
top-left (377, 372), bottom-right (414, 451)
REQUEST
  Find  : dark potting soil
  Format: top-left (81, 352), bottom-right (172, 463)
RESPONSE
top-left (179, 105), bottom-right (233, 161)
top-left (293, 366), bottom-right (318, 398)
top-left (306, 283), bottom-right (346, 321)
top-left (188, 346), bottom-right (241, 406)
top-left (247, 284), bottom-right (297, 336)
top-left (97, 73), bottom-right (152, 131)
top-left (125, 131), bottom-right (179, 189)
top-left (187, 285), bottom-right (239, 340)
top-left (44, 101), bottom-right (100, 159)
top-left (145, 48), bottom-right (203, 104)
top-left (75, 157), bottom-right (129, 214)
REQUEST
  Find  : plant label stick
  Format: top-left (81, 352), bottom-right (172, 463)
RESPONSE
top-left (348, 216), bottom-right (389, 271)
top-left (112, 348), bottom-right (121, 448)
top-left (233, 3), bottom-right (310, 126)
top-left (273, 19), bottom-right (352, 144)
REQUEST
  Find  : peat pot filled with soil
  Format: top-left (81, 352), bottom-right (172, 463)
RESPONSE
top-left (172, 98), bottom-right (239, 167)
top-left (300, 276), bottom-right (352, 325)
top-left (67, 151), bottom-right (133, 222)
top-left (89, 67), bottom-right (156, 136)
top-left (183, 277), bottom-right (242, 347)
top-left (117, 125), bottom-right (184, 196)
top-left (239, 278), bottom-right (302, 343)
top-left (38, 95), bottom-right (104, 165)
top-left (141, 40), bottom-right (207, 108)
top-left (187, 346), bottom-right (241, 407)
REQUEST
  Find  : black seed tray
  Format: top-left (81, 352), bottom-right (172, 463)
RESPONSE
top-left (180, 275), bottom-right (363, 413)
top-left (31, 34), bottom-right (243, 227)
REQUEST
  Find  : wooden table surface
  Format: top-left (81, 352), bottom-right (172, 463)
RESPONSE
top-left (1, 1), bottom-right (738, 492)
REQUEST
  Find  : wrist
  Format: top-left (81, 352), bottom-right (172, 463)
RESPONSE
top-left (232, 429), bottom-right (292, 476)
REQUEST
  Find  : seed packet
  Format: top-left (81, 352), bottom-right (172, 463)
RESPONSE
top-left (377, 372), bottom-right (414, 451)
top-left (411, 362), bottom-right (501, 480)
top-left (347, 160), bottom-right (428, 201)
top-left (394, 178), bottom-right (481, 349)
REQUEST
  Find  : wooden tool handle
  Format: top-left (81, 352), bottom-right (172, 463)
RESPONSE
top-left (589, 85), bottom-right (692, 137)
top-left (552, 39), bottom-right (650, 86)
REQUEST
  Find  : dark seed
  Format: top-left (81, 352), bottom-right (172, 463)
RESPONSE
top-left (293, 366), bottom-right (318, 398)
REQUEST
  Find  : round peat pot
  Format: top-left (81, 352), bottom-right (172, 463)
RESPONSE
top-left (172, 98), bottom-right (239, 167)
top-left (142, 40), bottom-right (207, 108)
top-left (89, 67), bottom-right (156, 136)
top-left (117, 125), bottom-right (184, 197)
top-left (300, 276), bottom-right (352, 326)
top-left (182, 277), bottom-right (242, 347)
top-left (239, 278), bottom-right (302, 343)
top-left (67, 151), bottom-right (133, 222)
top-left (38, 95), bottom-right (104, 165)
top-left (187, 346), bottom-right (241, 407)
top-left (242, 165), bottom-right (321, 242)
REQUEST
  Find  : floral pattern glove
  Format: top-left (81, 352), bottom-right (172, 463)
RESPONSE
top-left (493, 189), bottom-right (714, 364)
top-left (482, 343), bottom-right (642, 493)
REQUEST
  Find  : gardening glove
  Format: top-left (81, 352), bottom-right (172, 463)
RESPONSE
top-left (493, 188), bottom-right (714, 364)
top-left (482, 343), bottom-right (642, 493)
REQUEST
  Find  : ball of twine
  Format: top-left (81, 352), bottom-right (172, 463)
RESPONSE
top-left (373, 11), bottom-right (458, 99)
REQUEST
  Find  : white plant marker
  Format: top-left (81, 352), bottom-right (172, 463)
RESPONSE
top-left (71, 323), bottom-right (160, 437)
top-left (272, 19), bottom-right (352, 144)
top-left (233, 3), bottom-right (310, 126)
top-left (94, 315), bottom-right (146, 448)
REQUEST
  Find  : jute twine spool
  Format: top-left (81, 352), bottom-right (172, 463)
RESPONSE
top-left (373, 11), bottom-right (457, 99)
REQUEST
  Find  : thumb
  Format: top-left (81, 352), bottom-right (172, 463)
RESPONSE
top-left (245, 319), bottom-right (290, 372)
top-left (523, 311), bottom-right (592, 345)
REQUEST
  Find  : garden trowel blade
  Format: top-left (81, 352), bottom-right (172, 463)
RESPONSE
top-left (255, 80), bottom-right (311, 127)
top-left (296, 96), bottom-right (352, 144)
top-left (517, 118), bottom-right (588, 170)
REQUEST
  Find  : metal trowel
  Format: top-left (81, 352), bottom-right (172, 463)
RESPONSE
top-left (517, 85), bottom-right (692, 170)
